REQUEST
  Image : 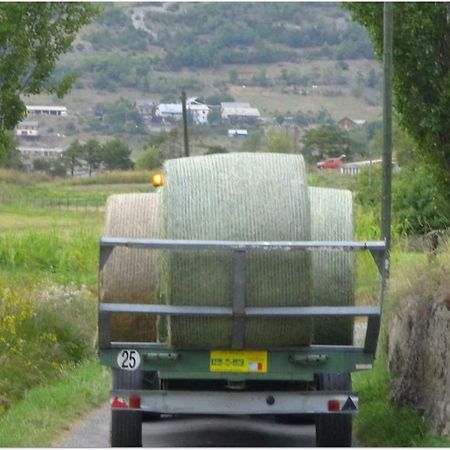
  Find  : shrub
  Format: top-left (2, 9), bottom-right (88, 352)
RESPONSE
top-left (392, 164), bottom-right (450, 234)
top-left (0, 284), bottom-right (97, 412)
top-left (135, 146), bottom-right (162, 170)
top-left (204, 145), bottom-right (228, 155)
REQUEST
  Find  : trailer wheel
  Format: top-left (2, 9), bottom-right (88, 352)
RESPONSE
top-left (315, 373), bottom-right (352, 447)
top-left (111, 369), bottom-right (143, 447)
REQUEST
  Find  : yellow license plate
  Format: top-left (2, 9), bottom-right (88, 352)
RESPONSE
top-left (209, 350), bottom-right (268, 373)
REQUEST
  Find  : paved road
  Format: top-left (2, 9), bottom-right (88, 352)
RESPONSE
top-left (55, 404), bottom-right (318, 447)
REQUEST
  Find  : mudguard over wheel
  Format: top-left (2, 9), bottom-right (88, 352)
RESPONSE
top-left (111, 369), bottom-right (143, 447)
top-left (315, 373), bottom-right (352, 447)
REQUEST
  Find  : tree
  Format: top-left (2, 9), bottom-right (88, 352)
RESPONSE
top-left (392, 165), bottom-right (450, 234)
top-left (63, 140), bottom-right (84, 176)
top-left (82, 139), bottom-right (102, 176)
top-left (33, 159), bottom-right (51, 173)
top-left (228, 68), bottom-right (238, 84)
top-left (371, 121), bottom-right (418, 168)
top-left (266, 129), bottom-right (294, 154)
top-left (135, 146), bottom-right (161, 170)
top-left (48, 160), bottom-right (67, 178)
top-left (301, 125), bottom-right (351, 163)
top-left (0, 3), bottom-right (99, 165)
top-left (205, 145), bottom-right (228, 155)
top-left (241, 132), bottom-right (262, 153)
top-left (346, 3), bottom-right (450, 193)
top-left (4, 135), bottom-right (24, 171)
top-left (101, 139), bottom-right (134, 170)
top-left (207, 109), bottom-right (222, 126)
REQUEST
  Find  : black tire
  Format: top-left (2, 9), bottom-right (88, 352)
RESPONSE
top-left (110, 369), bottom-right (143, 447)
top-left (315, 373), bottom-right (352, 447)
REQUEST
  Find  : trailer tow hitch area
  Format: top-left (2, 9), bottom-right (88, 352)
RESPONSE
top-left (289, 353), bottom-right (328, 365)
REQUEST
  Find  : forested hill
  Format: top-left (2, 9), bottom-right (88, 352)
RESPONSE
top-left (28, 2), bottom-right (382, 153)
top-left (86, 2), bottom-right (373, 68)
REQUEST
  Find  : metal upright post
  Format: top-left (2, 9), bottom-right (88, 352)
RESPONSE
top-left (181, 91), bottom-right (190, 157)
top-left (381, 2), bottom-right (393, 272)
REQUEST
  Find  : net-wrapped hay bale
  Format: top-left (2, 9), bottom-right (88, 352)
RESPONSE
top-left (163, 153), bottom-right (312, 349)
top-left (99, 193), bottom-right (161, 342)
top-left (308, 187), bottom-right (355, 345)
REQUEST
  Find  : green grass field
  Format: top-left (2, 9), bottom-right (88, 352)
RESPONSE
top-left (0, 171), bottom-right (155, 418)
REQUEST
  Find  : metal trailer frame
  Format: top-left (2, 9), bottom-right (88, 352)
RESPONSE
top-left (98, 237), bottom-right (386, 415)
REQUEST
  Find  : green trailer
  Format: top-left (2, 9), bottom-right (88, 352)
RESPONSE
top-left (98, 236), bottom-right (387, 447)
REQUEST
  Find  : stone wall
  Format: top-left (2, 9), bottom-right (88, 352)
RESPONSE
top-left (387, 290), bottom-right (450, 437)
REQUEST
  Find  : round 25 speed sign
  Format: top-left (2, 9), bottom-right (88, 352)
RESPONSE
top-left (117, 349), bottom-right (141, 371)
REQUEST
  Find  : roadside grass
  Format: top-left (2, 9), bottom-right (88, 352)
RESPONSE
top-left (0, 282), bottom-right (98, 409)
top-left (354, 241), bottom-right (450, 447)
top-left (0, 359), bottom-right (110, 448)
top-left (0, 181), bottom-right (113, 416)
top-left (353, 357), bottom-right (450, 447)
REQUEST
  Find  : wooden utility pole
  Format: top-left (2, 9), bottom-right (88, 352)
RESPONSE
top-left (381, 2), bottom-right (393, 267)
top-left (181, 91), bottom-right (189, 157)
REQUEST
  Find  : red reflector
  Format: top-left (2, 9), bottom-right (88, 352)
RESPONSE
top-left (111, 396), bottom-right (128, 409)
top-left (129, 396), bottom-right (141, 409)
top-left (328, 400), bottom-right (340, 412)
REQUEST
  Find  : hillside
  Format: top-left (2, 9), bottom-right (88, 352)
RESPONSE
top-left (21, 2), bottom-right (382, 155)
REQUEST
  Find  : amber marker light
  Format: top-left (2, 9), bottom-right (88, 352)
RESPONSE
top-left (152, 173), bottom-right (164, 187)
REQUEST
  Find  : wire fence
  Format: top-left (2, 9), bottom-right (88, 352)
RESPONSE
top-left (0, 193), bottom-right (106, 212)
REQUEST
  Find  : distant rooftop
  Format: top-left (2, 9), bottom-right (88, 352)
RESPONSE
top-left (158, 104), bottom-right (182, 114)
top-left (26, 105), bottom-right (67, 111)
top-left (17, 120), bottom-right (39, 127)
top-left (135, 99), bottom-right (154, 107)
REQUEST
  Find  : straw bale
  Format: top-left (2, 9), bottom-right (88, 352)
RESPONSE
top-left (308, 187), bottom-right (355, 345)
top-left (99, 193), bottom-right (161, 342)
top-left (162, 153), bottom-right (312, 349)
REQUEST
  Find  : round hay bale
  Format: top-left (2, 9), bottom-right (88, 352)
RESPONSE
top-left (308, 187), bottom-right (355, 345)
top-left (99, 193), bottom-right (161, 342)
top-left (162, 153), bottom-right (312, 349)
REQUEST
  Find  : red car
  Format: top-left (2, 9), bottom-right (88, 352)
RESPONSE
top-left (316, 155), bottom-right (345, 169)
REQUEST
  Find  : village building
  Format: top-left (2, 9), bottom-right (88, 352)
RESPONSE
top-left (186, 98), bottom-right (210, 125)
top-left (156, 103), bottom-right (183, 122)
top-left (26, 105), bottom-right (68, 117)
top-left (16, 120), bottom-right (39, 137)
top-left (221, 102), bottom-right (261, 125)
top-left (228, 129), bottom-right (248, 138)
top-left (133, 99), bottom-right (155, 119)
top-left (18, 146), bottom-right (65, 169)
top-left (337, 117), bottom-right (367, 130)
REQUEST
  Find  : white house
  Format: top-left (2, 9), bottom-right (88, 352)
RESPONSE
top-left (16, 120), bottom-right (39, 137)
top-left (186, 97), bottom-right (210, 124)
top-left (26, 105), bottom-right (67, 117)
top-left (18, 147), bottom-right (65, 168)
